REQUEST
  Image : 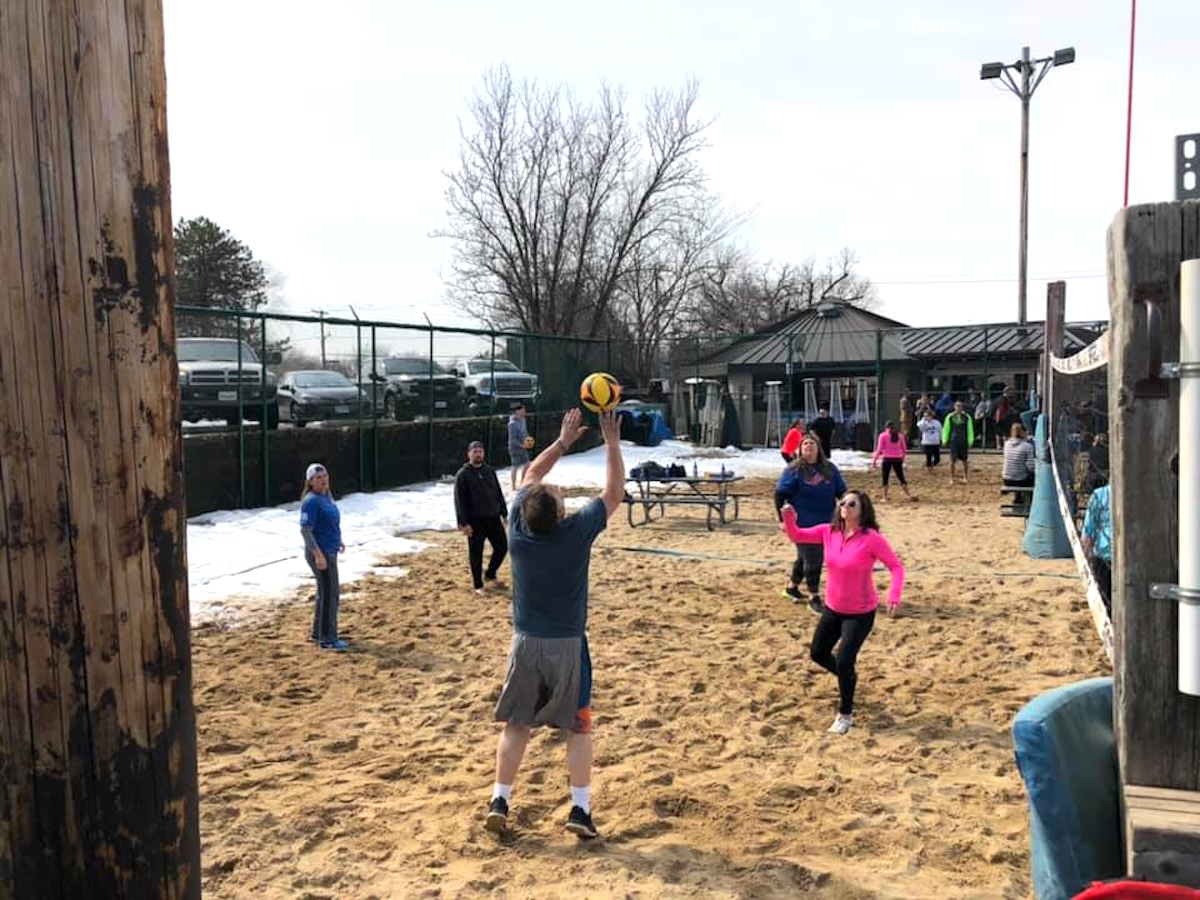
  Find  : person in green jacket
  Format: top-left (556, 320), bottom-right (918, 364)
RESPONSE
top-left (941, 401), bottom-right (975, 484)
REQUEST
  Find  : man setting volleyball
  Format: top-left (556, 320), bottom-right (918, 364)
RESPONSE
top-left (485, 400), bottom-right (625, 841)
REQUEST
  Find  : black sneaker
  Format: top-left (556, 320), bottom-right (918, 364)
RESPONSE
top-left (808, 596), bottom-right (825, 615)
top-left (485, 796), bottom-right (508, 833)
top-left (565, 805), bottom-right (598, 840)
top-left (783, 585), bottom-right (804, 603)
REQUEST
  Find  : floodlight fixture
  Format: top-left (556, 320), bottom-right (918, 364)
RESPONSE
top-left (980, 62), bottom-right (1005, 80)
top-left (1053, 47), bottom-right (1076, 67)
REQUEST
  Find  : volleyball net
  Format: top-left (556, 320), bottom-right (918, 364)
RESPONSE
top-left (1045, 327), bottom-right (1114, 662)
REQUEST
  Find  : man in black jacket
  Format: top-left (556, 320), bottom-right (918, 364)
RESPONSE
top-left (454, 440), bottom-right (509, 593)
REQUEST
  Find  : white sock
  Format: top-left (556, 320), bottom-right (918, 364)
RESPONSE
top-left (493, 783), bottom-right (513, 802)
top-left (570, 785), bottom-right (591, 814)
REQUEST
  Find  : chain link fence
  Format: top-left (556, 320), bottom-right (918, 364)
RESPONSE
top-left (178, 307), bottom-right (608, 512)
top-left (176, 307), bottom-right (1107, 512)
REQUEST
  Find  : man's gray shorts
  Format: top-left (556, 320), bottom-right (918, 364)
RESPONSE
top-left (509, 447), bottom-right (530, 467)
top-left (494, 633), bottom-right (582, 730)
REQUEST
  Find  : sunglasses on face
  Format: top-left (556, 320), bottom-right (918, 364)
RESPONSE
top-left (840, 499), bottom-right (859, 509)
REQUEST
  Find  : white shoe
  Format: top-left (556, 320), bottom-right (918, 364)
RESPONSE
top-left (828, 714), bottom-right (853, 735)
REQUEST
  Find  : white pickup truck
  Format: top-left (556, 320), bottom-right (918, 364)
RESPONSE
top-left (453, 358), bottom-right (540, 413)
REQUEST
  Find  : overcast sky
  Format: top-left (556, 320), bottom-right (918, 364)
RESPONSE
top-left (162, 0), bottom-right (1197, 355)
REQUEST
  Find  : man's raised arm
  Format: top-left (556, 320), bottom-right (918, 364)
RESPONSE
top-left (599, 410), bottom-right (625, 518)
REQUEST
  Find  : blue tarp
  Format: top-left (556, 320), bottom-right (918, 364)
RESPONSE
top-left (617, 407), bottom-right (673, 446)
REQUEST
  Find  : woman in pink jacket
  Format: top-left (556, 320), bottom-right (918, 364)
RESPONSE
top-left (871, 420), bottom-right (915, 502)
top-left (781, 490), bottom-right (905, 735)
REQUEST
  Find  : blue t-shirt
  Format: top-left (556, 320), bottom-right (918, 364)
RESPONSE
top-left (300, 491), bottom-right (342, 555)
top-left (775, 462), bottom-right (846, 527)
top-left (1082, 485), bottom-right (1112, 563)
top-left (507, 415), bottom-right (528, 452)
top-left (508, 491), bottom-right (607, 638)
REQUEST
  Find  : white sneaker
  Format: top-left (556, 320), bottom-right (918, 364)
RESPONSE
top-left (828, 714), bottom-right (854, 735)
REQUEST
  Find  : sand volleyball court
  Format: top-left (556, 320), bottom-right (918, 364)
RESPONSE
top-left (192, 454), bottom-right (1106, 899)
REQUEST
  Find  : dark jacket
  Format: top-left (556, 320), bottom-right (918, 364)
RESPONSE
top-left (454, 463), bottom-right (506, 524)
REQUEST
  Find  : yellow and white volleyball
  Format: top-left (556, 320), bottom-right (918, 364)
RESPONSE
top-left (580, 372), bottom-right (621, 412)
top-left (523, 435), bottom-right (536, 449)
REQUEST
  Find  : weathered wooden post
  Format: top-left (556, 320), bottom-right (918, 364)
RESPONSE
top-left (0, 1), bottom-right (200, 897)
top-left (1109, 200), bottom-right (1200, 884)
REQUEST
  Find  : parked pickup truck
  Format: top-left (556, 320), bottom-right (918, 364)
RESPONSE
top-left (178, 337), bottom-right (280, 428)
top-left (453, 358), bottom-right (540, 413)
top-left (360, 356), bottom-right (464, 421)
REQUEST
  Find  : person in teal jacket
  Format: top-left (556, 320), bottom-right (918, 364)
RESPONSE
top-left (941, 401), bottom-right (975, 485)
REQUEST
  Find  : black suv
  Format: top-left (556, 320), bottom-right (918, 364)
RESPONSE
top-left (178, 337), bottom-right (280, 428)
top-left (360, 356), bottom-right (464, 421)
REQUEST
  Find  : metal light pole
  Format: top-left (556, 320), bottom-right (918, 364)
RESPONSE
top-left (981, 45), bottom-right (1075, 326)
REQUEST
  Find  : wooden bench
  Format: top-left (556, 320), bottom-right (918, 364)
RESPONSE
top-left (622, 494), bottom-right (736, 531)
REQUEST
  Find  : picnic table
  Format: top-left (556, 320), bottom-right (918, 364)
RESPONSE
top-left (623, 474), bottom-right (745, 530)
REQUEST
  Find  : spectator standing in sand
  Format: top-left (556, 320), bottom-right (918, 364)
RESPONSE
top-left (942, 401), bottom-right (975, 485)
top-left (774, 434), bottom-right (846, 614)
top-left (917, 408), bottom-right (942, 469)
top-left (300, 463), bottom-right (347, 651)
top-left (808, 408), bottom-right (837, 459)
top-left (507, 402), bottom-right (532, 491)
top-left (780, 490), bottom-right (905, 735)
top-left (898, 390), bottom-right (913, 446)
top-left (871, 421), bottom-right (916, 502)
top-left (993, 391), bottom-right (1014, 450)
top-left (781, 418), bottom-right (805, 463)
top-left (485, 409), bottom-right (624, 841)
top-left (454, 440), bottom-right (509, 594)
top-left (974, 394), bottom-right (991, 448)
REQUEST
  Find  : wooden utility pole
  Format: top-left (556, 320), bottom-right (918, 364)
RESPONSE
top-left (1109, 200), bottom-right (1200, 884)
top-left (0, 2), bottom-right (200, 897)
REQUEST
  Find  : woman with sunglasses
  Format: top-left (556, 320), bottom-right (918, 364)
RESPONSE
top-left (780, 490), bottom-right (904, 735)
top-left (300, 462), bottom-right (348, 651)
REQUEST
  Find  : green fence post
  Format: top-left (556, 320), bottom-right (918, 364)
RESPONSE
top-left (356, 319), bottom-right (364, 493)
top-left (427, 321), bottom-right (435, 480)
top-left (874, 329), bottom-right (884, 435)
top-left (982, 327), bottom-right (991, 448)
top-left (260, 315), bottom-right (270, 506)
top-left (489, 333), bottom-right (498, 456)
top-left (236, 314), bottom-right (246, 507)
top-left (372, 326), bottom-right (379, 490)
top-left (785, 336), bottom-right (794, 420)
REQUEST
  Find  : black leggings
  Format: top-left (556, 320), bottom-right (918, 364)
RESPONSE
top-left (881, 458), bottom-right (906, 485)
top-left (810, 608), bottom-right (877, 715)
top-left (922, 444), bottom-right (940, 467)
top-left (467, 516), bottom-right (508, 589)
top-left (790, 542), bottom-right (825, 593)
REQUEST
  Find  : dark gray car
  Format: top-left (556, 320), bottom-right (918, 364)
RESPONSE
top-left (277, 370), bottom-right (373, 427)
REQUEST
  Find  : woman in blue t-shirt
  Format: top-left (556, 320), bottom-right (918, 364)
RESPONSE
top-left (300, 462), bottom-right (346, 650)
top-left (773, 434), bottom-right (846, 613)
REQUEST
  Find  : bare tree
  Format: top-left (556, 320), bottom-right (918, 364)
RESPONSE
top-left (439, 65), bottom-right (714, 339)
top-left (683, 246), bottom-right (876, 337)
top-left (609, 193), bottom-right (736, 384)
